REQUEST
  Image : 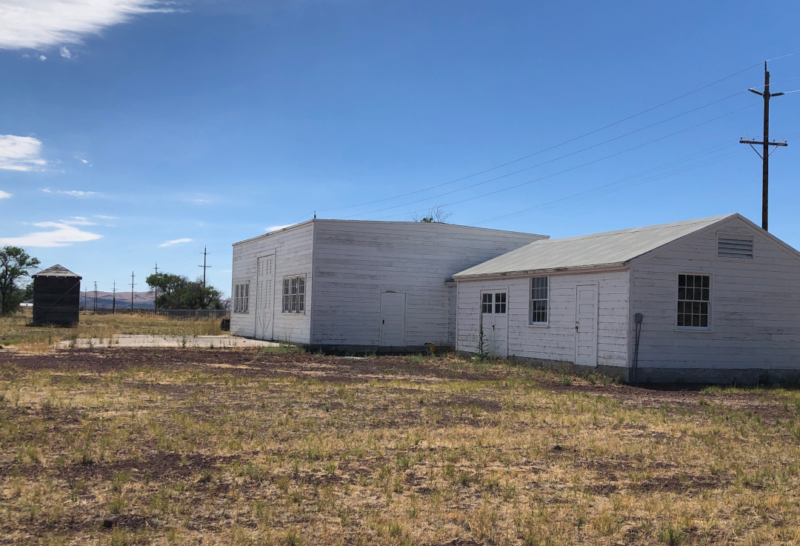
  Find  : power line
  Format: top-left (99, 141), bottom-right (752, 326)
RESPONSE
top-left (291, 61), bottom-right (764, 223)
top-left (353, 102), bottom-right (759, 221)
top-left (475, 142), bottom-right (739, 225)
top-left (342, 90), bottom-right (754, 220)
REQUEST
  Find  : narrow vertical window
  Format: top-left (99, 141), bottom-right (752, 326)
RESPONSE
top-left (530, 277), bottom-right (548, 324)
top-left (481, 293), bottom-right (493, 314)
top-left (233, 283), bottom-right (249, 313)
top-left (677, 274), bottom-right (710, 328)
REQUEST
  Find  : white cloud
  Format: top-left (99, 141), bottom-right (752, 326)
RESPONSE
top-left (94, 214), bottom-right (117, 220)
top-left (42, 188), bottom-right (100, 197)
top-left (266, 224), bottom-right (294, 233)
top-left (39, 54), bottom-right (46, 61)
top-left (0, 190), bottom-right (11, 199)
top-left (66, 216), bottom-right (96, 226)
top-left (0, 220), bottom-right (102, 247)
top-left (59, 45), bottom-right (71, 58)
top-left (0, 135), bottom-right (46, 171)
top-left (0, 0), bottom-right (175, 51)
top-left (159, 238), bottom-right (193, 247)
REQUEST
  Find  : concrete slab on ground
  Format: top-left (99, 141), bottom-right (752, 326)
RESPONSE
top-left (56, 335), bottom-right (278, 349)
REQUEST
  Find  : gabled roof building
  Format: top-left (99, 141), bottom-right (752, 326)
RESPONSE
top-left (453, 213), bottom-right (800, 384)
top-left (32, 265), bottom-right (82, 326)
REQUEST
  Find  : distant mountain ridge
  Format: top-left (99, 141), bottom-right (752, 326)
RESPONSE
top-left (80, 291), bottom-right (155, 310)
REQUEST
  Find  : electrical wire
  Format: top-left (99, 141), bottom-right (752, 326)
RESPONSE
top-left (289, 61), bottom-right (764, 222)
top-left (474, 143), bottom-right (740, 225)
top-left (345, 102), bottom-right (758, 220)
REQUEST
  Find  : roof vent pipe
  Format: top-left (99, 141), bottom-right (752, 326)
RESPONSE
top-left (632, 313), bottom-right (644, 383)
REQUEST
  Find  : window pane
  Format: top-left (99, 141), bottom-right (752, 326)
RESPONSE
top-left (283, 279), bottom-right (289, 295)
top-left (702, 276), bottom-right (710, 288)
top-left (298, 277), bottom-right (305, 294)
top-left (687, 276), bottom-right (694, 288)
top-left (700, 315), bottom-right (708, 327)
top-left (291, 294), bottom-right (297, 312)
top-left (298, 294), bottom-right (305, 313)
top-left (677, 313), bottom-right (684, 327)
top-left (678, 274), bottom-right (686, 287)
top-left (702, 288), bottom-right (709, 301)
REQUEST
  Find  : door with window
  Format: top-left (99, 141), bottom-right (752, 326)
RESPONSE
top-left (380, 292), bottom-right (406, 347)
top-left (480, 290), bottom-right (508, 358)
top-left (255, 255), bottom-right (275, 340)
top-left (575, 283), bottom-right (598, 366)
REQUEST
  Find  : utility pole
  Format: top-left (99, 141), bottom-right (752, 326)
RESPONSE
top-left (112, 280), bottom-right (116, 314)
top-left (83, 288), bottom-right (87, 312)
top-left (94, 281), bottom-right (98, 312)
top-left (130, 272), bottom-right (136, 311)
top-left (740, 61), bottom-right (788, 231)
top-left (153, 262), bottom-right (159, 311)
top-left (198, 246), bottom-right (212, 308)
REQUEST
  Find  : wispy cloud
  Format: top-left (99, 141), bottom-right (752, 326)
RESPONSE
top-left (159, 238), bottom-right (193, 247)
top-left (39, 54), bottom-right (46, 61)
top-left (75, 157), bottom-right (91, 165)
top-left (0, 0), bottom-right (176, 51)
top-left (42, 188), bottom-right (99, 197)
top-left (59, 46), bottom-right (71, 58)
top-left (0, 218), bottom-right (102, 247)
top-left (0, 190), bottom-right (11, 199)
top-left (0, 135), bottom-right (46, 171)
top-left (266, 224), bottom-right (294, 233)
top-left (94, 214), bottom-right (117, 220)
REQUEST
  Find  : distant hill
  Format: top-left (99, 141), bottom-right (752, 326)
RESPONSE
top-left (80, 291), bottom-right (155, 310)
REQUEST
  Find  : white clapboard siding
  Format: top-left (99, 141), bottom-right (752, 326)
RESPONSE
top-left (231, 223), bottom-right (314, 344)
top-left (310, 221), bottom-right (544, 347)
top-left (456, 271), bottom-right (630, 367)
top-left (630, 215), bottom-right (800, 369)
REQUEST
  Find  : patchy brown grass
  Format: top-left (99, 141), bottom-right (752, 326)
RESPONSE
top-left (0, 311), bottom-right (223, 352)
top-left (1, 348), bottom-right (800, 545)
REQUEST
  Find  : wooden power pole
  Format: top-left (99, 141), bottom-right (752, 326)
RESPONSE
top-left (130, 272), bottom-right (136, 311)
top-left (740, 61), bottom-right (788, 231)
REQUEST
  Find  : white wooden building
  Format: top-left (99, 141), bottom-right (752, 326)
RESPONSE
top-left (231, 220), bottom-right (545, 350)
top-left (454, 213), bottom-right (800, 384)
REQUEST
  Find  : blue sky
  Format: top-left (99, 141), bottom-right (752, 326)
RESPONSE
top-left (2, 0), bottom-right (800, 297)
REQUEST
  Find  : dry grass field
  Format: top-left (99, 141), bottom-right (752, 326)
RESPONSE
top-left (1, 346), bottom-right (800, 545)
top-left (0, 311), bottom-right (223, 352)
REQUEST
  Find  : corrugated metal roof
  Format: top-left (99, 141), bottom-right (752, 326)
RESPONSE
top-left (33, 264), bottom-right (81, 278)
top-left (454, 214), bottom-right (737, 278)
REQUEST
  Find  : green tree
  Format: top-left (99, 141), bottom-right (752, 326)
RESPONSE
top-left (0, 246), bottom-right (40, 315)
top-left (146, 272), bottom-right (223, 310)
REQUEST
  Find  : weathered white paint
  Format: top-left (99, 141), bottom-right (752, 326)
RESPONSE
top-left (575, 283), bottom-right (599, 366)
top-left (232, 220), bottom-right (544, 348)
top-left (255, 254), bottom-right (275, 341)
top-left (310, 221), bottom-right (544, 348)
top-left (231, 223), bottom-right (314, 344)
top-left (480, 289), bottom-right (509, 357)
top-left (457, 271), bottom-right (630, 367)
top-left (629, 215), bottom-right (800, 371)
top-left (380, 292), bottom-right (406, 347)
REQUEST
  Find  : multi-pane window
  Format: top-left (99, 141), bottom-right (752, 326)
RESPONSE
top-left (481, 293), bottom-right (506, 314)
top-left (530, 277), bottom-right (548, 324)
top-left (482, 293), bottom-right (493, 314)
top-left (494, 293), bottom-right (506, 314)
top-left (677, 274), bottom-right (710, 328)
top-left (282, 276), bottom-right (306, 313)
top-left (234, 283), bottom-right (249, 313)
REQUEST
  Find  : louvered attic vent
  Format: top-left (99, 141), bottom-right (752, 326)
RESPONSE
top-left (718, 236), bottom-right (754, 259)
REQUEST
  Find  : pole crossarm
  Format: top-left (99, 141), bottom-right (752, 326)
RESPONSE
top-left (739, 61), bottom-right (788, 232)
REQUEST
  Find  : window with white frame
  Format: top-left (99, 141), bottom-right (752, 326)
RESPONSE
top-left (481, 293), bottom-right (493, 314)
top-left (530, 277), bottom-right (548, 324)
top-left (282, 276), bottom-right (306, 313)
top-left (677, 274), bottom-right (710, 328)
top-left (481, 292), bottom-right (506, 314)
top-left (233, 283), bottom-right (249, 313)
top-left (494, 292), bottom-right (506, 314)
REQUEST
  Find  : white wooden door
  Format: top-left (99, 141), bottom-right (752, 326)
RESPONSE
top-left (575, 283), bottom-right (598, 367)
top-left (256, 255), bottom-right (275, 340)
top-left (480, 290), bottom-right (508, 358)
top-left (380, 292), bottom-right (406, 347)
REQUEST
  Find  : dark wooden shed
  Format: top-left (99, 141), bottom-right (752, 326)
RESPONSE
top-left (32, 265), bottom-right (82, 326)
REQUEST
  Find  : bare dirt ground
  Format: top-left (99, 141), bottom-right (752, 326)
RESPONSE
top-left (1, 348), bottom-right (799, 545)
